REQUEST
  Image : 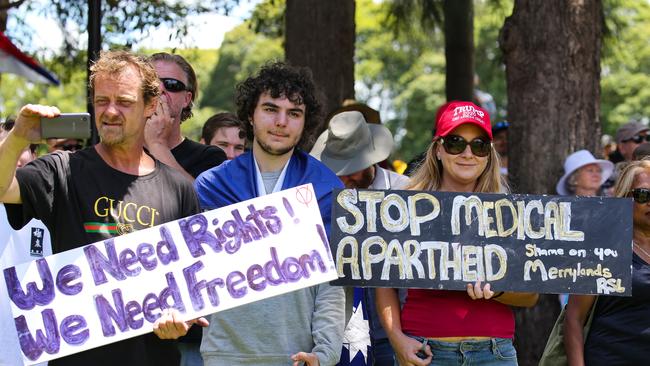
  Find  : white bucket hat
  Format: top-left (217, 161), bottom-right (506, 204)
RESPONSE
top-left (556, 150), bottom-right (614, 195)
top-left (310, 111), bottom-right (393, 175)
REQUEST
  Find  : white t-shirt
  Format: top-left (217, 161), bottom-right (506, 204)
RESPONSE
top-left (0, 203), bottom-right (52, 366)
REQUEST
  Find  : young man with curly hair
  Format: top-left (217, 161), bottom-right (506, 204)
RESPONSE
top-left (193, 62), bottom-right (345, 366)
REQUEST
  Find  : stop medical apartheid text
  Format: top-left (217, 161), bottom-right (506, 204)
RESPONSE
top-left (2, 184), bottom-right (337, 365)
top-left (330, 189), bottom-right (633, 296)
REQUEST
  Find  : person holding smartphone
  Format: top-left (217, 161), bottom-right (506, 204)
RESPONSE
top-left (0, 50), bottom-right (204, 366)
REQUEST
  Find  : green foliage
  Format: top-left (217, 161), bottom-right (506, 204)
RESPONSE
top-left (600, 0), bottom-right (650, 135)
top-left (3, 0), bottom-right (238, 82)
top-left (200, 19), bottom-right (283, 113)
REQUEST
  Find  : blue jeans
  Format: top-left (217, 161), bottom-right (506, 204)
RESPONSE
top-left (401, 337), bottom-right (518, 366)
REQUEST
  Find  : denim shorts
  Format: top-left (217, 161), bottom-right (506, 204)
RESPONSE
top-left (401, 336), bottom-right (518, 366)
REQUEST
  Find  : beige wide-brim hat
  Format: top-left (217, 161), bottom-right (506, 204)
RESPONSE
top-left (310, 111), bottom-right (393, 175)
top-left (556, 150), bottom-right (614, 195)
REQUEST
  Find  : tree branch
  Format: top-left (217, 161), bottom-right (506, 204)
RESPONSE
top-left (0, 0), bottom-right (28, 11)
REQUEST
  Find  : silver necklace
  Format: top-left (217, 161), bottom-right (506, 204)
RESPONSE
top-left (633, 242), bottom-right (650, 258)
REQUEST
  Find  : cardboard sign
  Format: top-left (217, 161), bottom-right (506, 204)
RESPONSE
top-left (3, 184), bottom-right (337, 365)
top-left (330, 189), bottom-right (633, 296)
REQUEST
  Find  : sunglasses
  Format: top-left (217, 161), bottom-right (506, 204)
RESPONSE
top-left (440, 135), bottom-right (491, 157)
top-left (54, 143), bottom-right (83, 151)
top-left (0, 120), bottom-right (15, 131)
top-left (160, 78), bottom-right (187, 93)
top-left (624, 134), bottom-right (650, 144)
top-left (631, 188), bottom-right (650, 204)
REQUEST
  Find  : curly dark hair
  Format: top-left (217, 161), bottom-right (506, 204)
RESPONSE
top-left (235, 61), bottom-right (323, 150)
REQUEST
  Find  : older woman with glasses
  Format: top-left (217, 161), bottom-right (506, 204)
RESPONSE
top-left (376, 101), bottom-right (538, 366)
top-left (564, 159), bottom-right (650, 365)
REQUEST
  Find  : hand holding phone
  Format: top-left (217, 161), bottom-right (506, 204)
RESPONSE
top-left (41, 113), bottom-right (91, 139)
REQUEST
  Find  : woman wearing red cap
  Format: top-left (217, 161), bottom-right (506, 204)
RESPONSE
top-left (376, 101), bottom-right (538, 365)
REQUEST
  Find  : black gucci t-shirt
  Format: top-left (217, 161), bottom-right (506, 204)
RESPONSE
top-left (5, 147), bottom-right (199, 366)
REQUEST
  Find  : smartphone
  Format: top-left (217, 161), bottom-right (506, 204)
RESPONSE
top-left (41, 113), bottom-right (91, 139)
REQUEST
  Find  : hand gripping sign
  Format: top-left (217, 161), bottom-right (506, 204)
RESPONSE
top-left (2, 184), bottom-right (337, 365)
top-left (329, 189), bottom-right (633, 296)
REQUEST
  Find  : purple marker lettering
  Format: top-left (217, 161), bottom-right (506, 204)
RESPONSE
top-left (184, 261), bottom-right (225, 311)
top-left (264, 247), bottom-right (287, 285)
top-left (157, 227), bottom-right (179, 265)
top-left (137, 243), bottom-right (157, 271)
top-left (179, 214), bottom-right (222, 257)
top-left (159, 272), bottom-right (185, 312)
top-left (14, 309), bottom-right (60, 361)
top-left (316, 224), bottom-right (333, 261)
top-left (232, 208), bottom-right (262, 244)
top-left (283, 197), bottom-right (299, 224)
top-left (55, 264), bottom-right (83, 296)
top-left (246, 204), bottom-right (269, 237)
top-left (4, 258), bottom-right (55, 310)
top-left (94, 289), bottom-right (127, 336)
top-left (60, 315), bottom-right (89, 345)
top-left (246, 264), bottom-right (267, 291)
top-left (260, 206), bottom-right (282, 234)
top-left (84, 240), bottom-right (126, 285)
top-left (226, 271), bottom-right (247, 298)
top-left (125, 301), bottom-right (143, 330)
top-left (281, 256), bottom-right (303, 282)
top-left (222, 220), bottom-right (241, 254)
top-left (298, 250), bottom-right (327, 276)
top-left (142, 293), bottom-right (161, 323)
top-left (118, 248), bottom-right (141, 277)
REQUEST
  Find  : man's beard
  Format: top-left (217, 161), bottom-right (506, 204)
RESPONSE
top-left (257, 136), bottom-right (297, 156)
top-left (344, 167), bottom-right (375, 189)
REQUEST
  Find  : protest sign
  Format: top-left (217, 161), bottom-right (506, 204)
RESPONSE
top-left (3, 184), bottom-right (337, 365)
top-left (330, 189), bottom-right (633, 296)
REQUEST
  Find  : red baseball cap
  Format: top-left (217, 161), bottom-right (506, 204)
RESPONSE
top-left (435, 101), bottom-right (492, 140)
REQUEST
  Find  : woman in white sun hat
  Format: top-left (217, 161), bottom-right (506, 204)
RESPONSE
top-left (556, 150), bottom-right (614, 196)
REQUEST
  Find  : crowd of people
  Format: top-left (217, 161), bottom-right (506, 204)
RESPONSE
top-left (0, 48), bottom-right (648, 366)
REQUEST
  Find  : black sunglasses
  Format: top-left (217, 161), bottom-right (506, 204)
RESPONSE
top-left (631, 188), bottom-right (650, 204)
top-left (624, 134), bottom-right (650, 144)
top-left (60, 143), bottom-right (83, 151)
top-left (440, 135), bottom-right (491, 157)
top-left (160, 78), bottom-right (187, 93)
top-left (1, 120), bottom-right (15, 131)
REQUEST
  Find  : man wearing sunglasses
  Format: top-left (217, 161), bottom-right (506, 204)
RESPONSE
top-left (615, 121), bottom-right (650, 163)
top-left (146, 53), bottom-right (226, 180)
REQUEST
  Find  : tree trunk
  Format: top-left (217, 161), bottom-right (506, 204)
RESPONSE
top-left (285, 0), bottom-right (355, 120)
top-left (499, 1), bottom-right (603, 365)
top-left (444, 0), bottom-right (473, 101)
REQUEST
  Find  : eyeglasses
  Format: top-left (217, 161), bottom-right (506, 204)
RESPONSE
top-left (54, 143), bottom-right (83, 151)
top-left (630, 188), bottom-right (650, 204)
top-left (440, 135), bottom-right (491, 157)
top-left (0, 120), bottom-right (15, 131)
top-left (160, 78), bottom-right (187, 93)
top-left (623, 134), bottom-right (650, 144)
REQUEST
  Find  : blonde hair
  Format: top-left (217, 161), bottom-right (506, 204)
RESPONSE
top-left (89, 50), bottom-right (161, 105)
top-left (409, 137), bottom-right (508, 193)
top-left (613, 158), bottom-right (650, 198)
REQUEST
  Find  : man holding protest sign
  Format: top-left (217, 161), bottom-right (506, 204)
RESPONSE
top-left (194, 62), bottom-right (345, 366)
top-left (0, 50), bottom-right (201, 365)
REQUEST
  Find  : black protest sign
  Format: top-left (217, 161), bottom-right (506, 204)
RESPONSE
top-left (330, 189), bottom-right (633, 296)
